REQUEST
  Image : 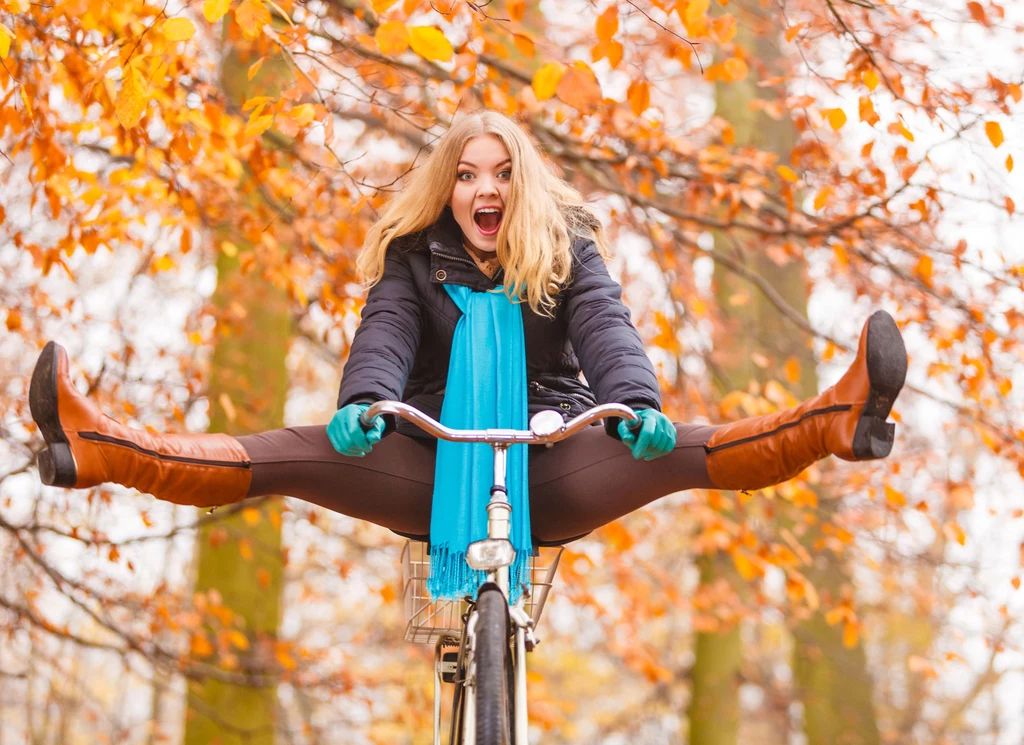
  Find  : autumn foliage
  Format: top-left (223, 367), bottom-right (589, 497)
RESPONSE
top-left (1, 0), bottom-right (1023, 741)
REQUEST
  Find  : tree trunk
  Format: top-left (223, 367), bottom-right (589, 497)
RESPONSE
top-left (182, 34), bottom-right (293, 745)
top-left (689, 3), bottom-right (880, 744)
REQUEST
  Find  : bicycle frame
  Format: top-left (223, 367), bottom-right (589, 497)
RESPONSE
top-left (362, 400), bottom-right (639, 745)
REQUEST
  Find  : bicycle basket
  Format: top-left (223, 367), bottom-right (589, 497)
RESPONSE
top-left (400, 540), bottom-right (563, 645)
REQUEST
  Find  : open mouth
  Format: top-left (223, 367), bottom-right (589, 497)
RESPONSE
top-left (473, 207), bottom-right (503, 237)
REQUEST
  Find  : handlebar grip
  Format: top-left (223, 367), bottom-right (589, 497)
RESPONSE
top-left (625, 413), bottom-right (643, 433)
top-left (358, 408), bottom-right (379, 434)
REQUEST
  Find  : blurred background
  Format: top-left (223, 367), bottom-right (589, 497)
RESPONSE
top-left (1, 0), bottom-right (1023, 742)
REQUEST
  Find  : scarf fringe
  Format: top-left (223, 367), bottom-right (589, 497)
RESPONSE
top-left (428, 544), bottom-right (532, 605)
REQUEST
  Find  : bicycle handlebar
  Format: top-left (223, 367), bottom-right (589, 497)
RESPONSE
top-left (360, 400), bottom-right (640, 446)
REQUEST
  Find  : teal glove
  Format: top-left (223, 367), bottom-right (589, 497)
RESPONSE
top-left (327, 403), bottom-right (385, 457)
top-left (617, 409), bottom-right (676, 461)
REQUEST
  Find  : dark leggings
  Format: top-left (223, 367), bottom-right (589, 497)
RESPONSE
top-left (237, 422), bottom-right (718, 544)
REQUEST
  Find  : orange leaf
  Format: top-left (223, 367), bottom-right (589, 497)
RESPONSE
top-left (242, 95), bottom-right (271, 112)
top-left (596, 5), bottom-right (618, 42)
top-left (228, 630), bottom-right (250, 650)
top-left (152, 255), bottom-right (175, 273)
top-left (1006, 155), bottom-right (1014, 173)
top-left (556, 62), bottom-right (602, 111)
top-left (985, 121), bottom-right (1004, 148)
top-left (967, 1), bottom-right (986, 23)
top-left (784, 356), bottom-right (800, 384)
top-left (1008, 83), bottom-right (1022, 103)
top-left (512, 33), bottom-right (534, 57)
top-left (373, 19), bottom-right (410, 54)
top-left (825, 108), bottom-right (847, 130)
top-left (711, 14), bottom-right (736, 43)
top-left (203, 0), bottom-right (231, 23)
top-left (859, 97), bottom-right (879, 126)
top-left (606, 40), bottom-right (623, 67)
top-left (862, 69), bottom-right (879, 91)
top-left (910, 198), bottom-right (928, 221)
top-left (842, 621), bottom-right (858, 648)
top-left (276, 647), bottom-right (297, 670)
top-left (885, 485), bottom-right (907, 507)
top-left (163, 17), bottom-right (196, 41)
top-left (245, 112), bottom-right (274, 138)
top-left (915, 254), bottom-right (934, 285)
top-left (115, 64), bottom-right (147, 129)
top-left (723, 57), bottom-right (748, 82)
top-left (238, 538), bottom-right (253, 561)
top-left (1006, 196), bottom-right (1015, 216)
top-left (531, 62), bottom-right (565, 101)
top-left (191, 633), bottom-right (214, 657)
top-left (247, 57), bottom-right (265, 80)
top-left (242, 507), bottom-right (261, 526)
top-left (683, 0), bottom-right (709, 27)
top-left (627, 79), bottom-right (650, 116)
top-left (409, 26), bottom-right (453, 62)
top-left (235, 0), bottom-right (270, 40)
top-left (943, 520), bottom-right (966, 546)
top-left (813, 187), bottom-right (832, 211)
top-left (784, 22), bottom-right (805, 42)
top-left (601, 521), bottom-right (633, 551)
top-left (731, 549), bottom-right (761, 581)
top-left (776, 165), bottom-right (798, 182)
top-left (288, 103), bottom-right (316, 127)
top-left (508, 0), bottom-right (525, 22)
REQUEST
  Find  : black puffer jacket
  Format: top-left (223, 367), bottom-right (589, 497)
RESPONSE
top-left (336, 208), bottom-right (661, 439)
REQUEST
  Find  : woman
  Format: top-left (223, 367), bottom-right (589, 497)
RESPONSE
top-left (29, 111), bottom-right (907, 558)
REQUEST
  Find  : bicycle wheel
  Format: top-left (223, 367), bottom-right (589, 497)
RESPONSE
top-left (474, 583), bottom-right (511, 745)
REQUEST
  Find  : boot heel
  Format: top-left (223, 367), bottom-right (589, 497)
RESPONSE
top-left (852, 416), bottom-right (895, 460)
top-left (38, 443), bottom-right (78, 487)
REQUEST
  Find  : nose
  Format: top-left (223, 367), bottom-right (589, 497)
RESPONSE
top-left (476, 174), bottom-right (499, 197)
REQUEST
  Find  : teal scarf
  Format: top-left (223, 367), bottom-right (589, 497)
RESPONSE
top-left (427, 283), bottom-right (531, 604)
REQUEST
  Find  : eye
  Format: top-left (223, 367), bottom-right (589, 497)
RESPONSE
top-left (457, 171), bottom-right (474, 181)
top-left (498, 169), bottom-right (511, 180)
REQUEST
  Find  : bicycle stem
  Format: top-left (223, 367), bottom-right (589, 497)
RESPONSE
top-left (487, 445), bottom-right (512, 597)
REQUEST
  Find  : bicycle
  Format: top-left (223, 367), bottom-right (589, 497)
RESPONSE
top-left (360, 400), bottom-right (641, 745)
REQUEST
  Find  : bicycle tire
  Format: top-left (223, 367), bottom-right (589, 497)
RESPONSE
top-left (474, 583), bottom-right (511, 745)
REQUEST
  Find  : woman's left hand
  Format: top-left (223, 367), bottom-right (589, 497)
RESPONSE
top-left (617, 409), bottom-right (676, 461)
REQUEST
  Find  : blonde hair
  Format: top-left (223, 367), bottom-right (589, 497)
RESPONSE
top-left (357, 110), bottom-right (607, 317)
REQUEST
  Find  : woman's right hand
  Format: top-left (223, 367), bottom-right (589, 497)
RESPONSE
top-left (327, 403), bottom-right (385, 457)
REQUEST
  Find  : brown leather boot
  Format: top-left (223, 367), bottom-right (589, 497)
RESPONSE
top-left (705, 311), bottom-right (907, 490)
top-left (29, 341), bottom-right (252, 507)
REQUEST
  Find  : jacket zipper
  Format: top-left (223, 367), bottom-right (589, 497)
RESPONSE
top-left (432, 251), bottom-right (504, 283)
top-left (703, 404), bottom-right (853, 454)
top-left (529, 380), bottom-right (592, 407)
top-left (432, 251), bottom-right (477, 268)
top-left (78, 431), bottom-right (251, 468)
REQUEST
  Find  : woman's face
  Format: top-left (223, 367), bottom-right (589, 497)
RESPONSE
top-left (449, 135), bottom-right (511, 255)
